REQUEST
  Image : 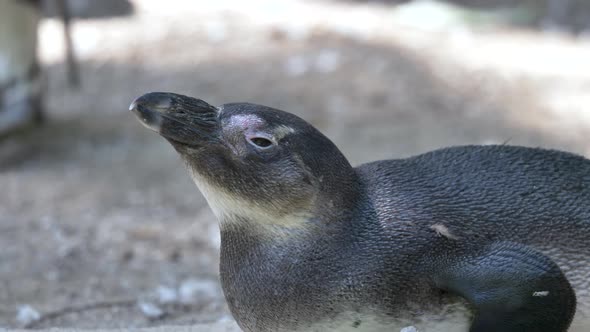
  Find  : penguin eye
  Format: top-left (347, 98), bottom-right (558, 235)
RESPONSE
top-left (247, 136), bottom-right (274, 149)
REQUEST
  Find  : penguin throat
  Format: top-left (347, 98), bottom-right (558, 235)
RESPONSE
top-left (188, 171), bottom-right (313, 231)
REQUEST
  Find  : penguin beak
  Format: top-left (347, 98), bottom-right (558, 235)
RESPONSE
top-left (130, 92), bottom-right (220, 146)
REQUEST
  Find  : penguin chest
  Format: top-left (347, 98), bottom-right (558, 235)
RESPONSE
top-left (299, 304), bottom-right (472, 332)
top-left (224, 278), bottom-right (472, 332)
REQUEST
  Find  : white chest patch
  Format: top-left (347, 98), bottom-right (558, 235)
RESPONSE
top-left (187, 170), bottom-right (310, 232)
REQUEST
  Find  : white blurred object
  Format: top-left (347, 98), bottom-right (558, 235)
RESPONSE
top-left (208, 222), bottom-right (221, 249)
top-left (393, 0), bottom-right (468, 31)
top-left (400, 326), bottom-right (418, 332)
top-left (283, 24), bottom-right (310, 41)
top-left (179, 279), bottom-right (219, 305)
top-left (138, 301), bottom-right (165, 319)
top-left (16, 305), bottom-right (41, 326)
top-left (284, 55), bottom-right (309, 77)
top-left (156, 285), bottom-right (179, 304)
top-left (315, 49), bottom-right (341, 73)
top-left (205, 21), bottom-right (228, 43)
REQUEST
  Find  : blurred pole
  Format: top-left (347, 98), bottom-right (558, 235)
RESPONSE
top-left (0, 0), bottom-right (43, 137)
top-left (54, 0), bottom-right (80, 88)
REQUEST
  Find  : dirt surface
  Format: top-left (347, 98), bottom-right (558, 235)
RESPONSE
top-left (1, 0), bottom-right (589, 329)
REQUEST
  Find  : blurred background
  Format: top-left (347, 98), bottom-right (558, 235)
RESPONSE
top-left (1, 0), bottom-right (589, 329)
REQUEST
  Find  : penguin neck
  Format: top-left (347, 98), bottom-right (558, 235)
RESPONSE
top-left (218, 215), bottom-right (324, 287)
top-left (218, 218), bottom-right (328, 330)
top-left (216, 175), bottom-right (365, 254)
top-left (217, 184), bottom-right (377, 331)
top-left (193, 167), bottom-right (364, 233)
top-left (217, 213), bottom-right (356, 289)
top-left (216, 182), bottom-right (369, 271)
top-left (215, 183), bottom-right (364, 240)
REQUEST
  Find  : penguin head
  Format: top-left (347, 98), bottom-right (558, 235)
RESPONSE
top-left (130, 92), bottom-right (359, 229)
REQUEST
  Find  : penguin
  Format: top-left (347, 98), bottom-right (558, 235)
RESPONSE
top-left (130, 92), bottom-right (590, 332)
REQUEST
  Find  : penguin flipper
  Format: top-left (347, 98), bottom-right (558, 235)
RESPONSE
top-left (434, 241), bottom-right (576, 332)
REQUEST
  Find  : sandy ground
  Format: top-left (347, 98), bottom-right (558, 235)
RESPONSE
top-left (1, 0), bottom-right (589, 329)
top-left (4, 324), bottom-right (242, 332)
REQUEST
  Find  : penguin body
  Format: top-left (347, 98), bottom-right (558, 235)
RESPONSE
top-left (130, 92), bottom-right (589, 332)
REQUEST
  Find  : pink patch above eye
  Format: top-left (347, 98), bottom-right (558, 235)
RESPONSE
top-left (229, 114), bottom-right (265, 130)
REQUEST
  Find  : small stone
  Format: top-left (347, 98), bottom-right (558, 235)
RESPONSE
top-left (314, 49), bottom-right (341, 73)
top-left (284, 55), bottom-right (309, 77)
top-left (137, 301), bottom-right (165, 319)
top-left (401, 327), bottom-right (418, 332)
top-left (179, 278), bottom-right (219, 304)
top-left (156, 285), bottom-right (178, 304)
top-left (16, 305), bottom-right (41, 326)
